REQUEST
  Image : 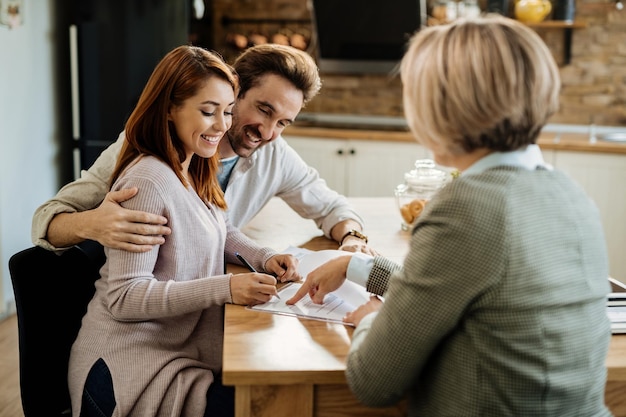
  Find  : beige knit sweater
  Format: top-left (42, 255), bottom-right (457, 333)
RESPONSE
top-left (68, 156), bottom-right (276, 416)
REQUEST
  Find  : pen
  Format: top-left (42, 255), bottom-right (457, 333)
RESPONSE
top-left (235, 252), bottom-right (281, 299)
top-left (235, 252), bottom-right (257, 272)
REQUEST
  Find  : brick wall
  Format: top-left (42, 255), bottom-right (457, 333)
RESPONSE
top-left (208, 0), bottom-right (626, 127)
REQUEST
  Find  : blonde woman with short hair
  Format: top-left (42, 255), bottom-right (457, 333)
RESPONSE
top-left (289, 15), bottom-right (613, 416)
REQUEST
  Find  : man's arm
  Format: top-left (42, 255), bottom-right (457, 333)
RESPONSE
top-left (330, 219), bottom-right (377, 255)
top-left (46, 188), bottom-right (169, 252)
top-left (266, 138), bottom-right (376, 254)
top-left (32, 132), bottom-right (170, 253)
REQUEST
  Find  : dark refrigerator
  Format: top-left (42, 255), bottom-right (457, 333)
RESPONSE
top-left (68, 0), bottom-right (190, 178)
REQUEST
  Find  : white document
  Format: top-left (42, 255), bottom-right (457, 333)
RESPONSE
top-left (248, 249), bottom-right (372, 326)
top-left (608, 305), bottom-right (626, 334)
top-left (608, 306), bottom-right (626, 322)
top-left (608, 277), bottom-right (626, 333)
top-left (608, 277), bottom-right (626, 307)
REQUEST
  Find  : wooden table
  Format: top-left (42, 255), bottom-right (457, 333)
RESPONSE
top-left (223, 197), bottom-right (626, 417)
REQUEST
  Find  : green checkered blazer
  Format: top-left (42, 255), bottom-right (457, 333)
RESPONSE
top-left (350, 166), bottom-right (613, 417)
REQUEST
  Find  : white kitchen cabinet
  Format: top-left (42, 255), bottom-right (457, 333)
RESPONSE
top-left (284, 135), bottom-right (429, 197)
top-left (284, 136), bottom-right (346, 194)
top-left (540, 149), bottom-right (556, 166)
top-left (551, 150), bottom-right (626, 282)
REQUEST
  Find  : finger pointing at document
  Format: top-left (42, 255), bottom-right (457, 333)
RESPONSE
top-left (286, 255), bottom-right (353, 305)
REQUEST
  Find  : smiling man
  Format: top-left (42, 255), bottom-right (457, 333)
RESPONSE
top-left (32, 44), bottom-right (376, 256)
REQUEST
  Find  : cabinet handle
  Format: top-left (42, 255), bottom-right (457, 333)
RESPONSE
top-left (349, 149), bottom-right (356, 155)
top-left (337, 149), bottom-right (344, 155)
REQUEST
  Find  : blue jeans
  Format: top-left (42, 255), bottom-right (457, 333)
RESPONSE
top-left (80, 358), bottom-right (234, 417)
top-left (81, 358), bottom-right (115, 417)
top-left (204, 374), bottom-right (235, 417)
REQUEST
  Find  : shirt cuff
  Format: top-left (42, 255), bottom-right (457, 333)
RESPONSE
top-left (346, 252), bottom-right (374, 288)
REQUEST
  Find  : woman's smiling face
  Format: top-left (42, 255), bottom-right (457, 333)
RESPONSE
top-left (168, 77), bottom-right (236, 163)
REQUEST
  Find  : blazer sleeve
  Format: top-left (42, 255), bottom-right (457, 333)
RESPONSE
top-left (367, 256), bottom-right (403, 296)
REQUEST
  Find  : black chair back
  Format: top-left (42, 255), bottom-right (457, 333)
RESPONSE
top-left (8, 241), bottom-right (105, 417)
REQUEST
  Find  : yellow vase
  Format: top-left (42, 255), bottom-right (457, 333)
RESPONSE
top-left (514, 0), bottom-right (552, 23)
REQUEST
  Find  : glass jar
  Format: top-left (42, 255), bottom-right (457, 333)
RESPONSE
top-left (394, 159), bottom-right (452, 231)
top-left (431, 0), bottom-right (458, 23)
top-left (463, 0), bottom-right (482, 17)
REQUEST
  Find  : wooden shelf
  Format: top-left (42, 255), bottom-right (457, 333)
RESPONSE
top-left (525, 20), bottom-right (587, 29)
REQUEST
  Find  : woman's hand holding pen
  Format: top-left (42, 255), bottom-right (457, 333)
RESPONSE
top-left (230, 273), bottom-right (282, 306)
top-left (230, 253), bottom-right (301, 306)
top-left (235, 252), bottom-right (300, 283)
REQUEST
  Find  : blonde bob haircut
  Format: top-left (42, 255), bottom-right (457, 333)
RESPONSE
top-left (400, 14), bottom-right (560, 154)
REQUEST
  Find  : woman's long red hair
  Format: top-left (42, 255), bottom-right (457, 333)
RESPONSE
top-left (110, 46), bottom-right (238, 209)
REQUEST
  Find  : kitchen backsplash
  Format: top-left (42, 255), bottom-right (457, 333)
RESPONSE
top-left (209, 0), bottom-right (626, 127)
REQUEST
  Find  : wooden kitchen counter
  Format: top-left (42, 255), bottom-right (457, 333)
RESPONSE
top-left (286, 125), bottom-right (626, 155)
top-left (225, 197), bottom-right (626, 417)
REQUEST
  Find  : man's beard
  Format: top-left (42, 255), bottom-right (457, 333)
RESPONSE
top-left (226, 125), bottom-right (254, 158)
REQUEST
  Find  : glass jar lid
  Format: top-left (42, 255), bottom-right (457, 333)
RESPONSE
top-left (404, 159), bottom-right (450, 191)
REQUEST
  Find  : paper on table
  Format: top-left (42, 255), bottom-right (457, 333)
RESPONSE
top-left (249, 281), bottom-right (370, 325)
top-left (608, 305), bottom-right (626, 334)
top-left (608, 306), bottom-right (626, 322)
top-left (608, 277), bottom-right (626, 333)
top-left (608, 277), bottom-right (626, 307)
top-left (248, 248), bottom-right (372, 326)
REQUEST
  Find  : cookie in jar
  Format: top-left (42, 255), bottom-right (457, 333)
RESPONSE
top-left (395, 159), bottom-right (452, 231)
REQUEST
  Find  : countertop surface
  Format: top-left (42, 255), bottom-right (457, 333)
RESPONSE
top-left (288, 114), bottom-right (626, 155)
